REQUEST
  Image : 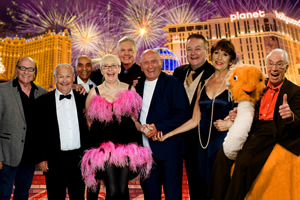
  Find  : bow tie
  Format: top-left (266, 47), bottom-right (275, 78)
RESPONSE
top-left (59, 94), bottom-right (72, 100)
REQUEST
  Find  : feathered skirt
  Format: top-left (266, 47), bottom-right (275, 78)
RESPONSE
top-left (81, 141), bottom-right (153, 191)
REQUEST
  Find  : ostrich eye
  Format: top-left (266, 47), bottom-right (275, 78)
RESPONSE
top-left (234, 75), bottom-right (238, 81)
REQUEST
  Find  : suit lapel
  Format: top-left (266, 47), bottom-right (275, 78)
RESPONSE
top-left (11, 83), bottom-right (26, 122)
top-left (147, 73), bottom-right (164, 121)
top-left (48, 91), bottom-right (61, 147)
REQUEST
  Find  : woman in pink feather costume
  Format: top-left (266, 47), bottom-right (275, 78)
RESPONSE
top-left (81, 54), bottom-right (153, 200)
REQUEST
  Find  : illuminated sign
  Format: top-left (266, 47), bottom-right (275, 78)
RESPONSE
top-left (230, 10), bottom-right (265, 22)
top-left (275, 11), bottom-right (300, 27)
top-left (172, 34), bottom-right (180, 41)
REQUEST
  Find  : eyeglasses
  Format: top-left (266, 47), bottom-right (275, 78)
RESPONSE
top-left (267, 62), bottom-right (286, 69)
top-left (17, 66), bottom-right (35, 72)
top-left (102, 64), bottom-right (118, 70)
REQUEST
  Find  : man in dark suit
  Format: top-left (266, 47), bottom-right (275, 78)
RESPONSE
top-left (209, 48), bottom-right (300, 200)
top-left (74, 55), bottom-right (98, 200)
top-left (173, 34), bottom-right (214, 200)
top-left (90, 36), bottom-right (143, 86)
top-left (74, 55), bottom-right (96, 93)
top-left (36, 63), bottom-right (88, 200)
top-left (136, 49), bottom-right (190, 200)
top-left (173, 34), bottom-right (214, 105)
top-left (0, 57), bottom-right (47, 200)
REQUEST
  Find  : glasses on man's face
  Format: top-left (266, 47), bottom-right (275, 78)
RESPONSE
top-left (102, 64), bottom-right (118, 70)
top-left (17, 66), bottom-right (35, 72)
top-left (267, 62), bottom-right (286, 69)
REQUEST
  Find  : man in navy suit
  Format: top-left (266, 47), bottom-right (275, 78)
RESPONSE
top-left (136, 49), bottom-right (190, 200)
top-left (36, 63), bottom-right (88, 200)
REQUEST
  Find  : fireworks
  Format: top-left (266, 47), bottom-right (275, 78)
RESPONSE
top-left (117, 0), bottom-right (167, 50)
top-left (163, 0), bottom-right (217, 24)
top-left (14, 0), bottom-right (80, 33)
top-left (5, 0), bottom-right (300, 65)
top-left (214, 0), bottom-right (300, 19)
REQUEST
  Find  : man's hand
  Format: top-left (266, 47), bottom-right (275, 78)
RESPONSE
top-left (73, 84), bottom-right (87, 95)
top-left (132, 76), bottom-right (141, 87)
top-left (37, 161), bottom-right (49, 172)
top-left (141, 124), bottom-right (157, 139)
top-left (279, 94), bottom-right (294, 121)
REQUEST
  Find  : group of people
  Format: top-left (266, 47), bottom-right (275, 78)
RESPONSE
top-left (0, 34), bottom-right (299, 200)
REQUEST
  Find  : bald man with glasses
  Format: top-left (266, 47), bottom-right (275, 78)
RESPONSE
top-left (0, 57), bottom-right (47, 200)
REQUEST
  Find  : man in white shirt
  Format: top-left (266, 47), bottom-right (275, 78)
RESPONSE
top-left (36, 63), bottom-right (88, 200)
top-left (74, 55), bottom-right (97, 93)
top-left (136, 49), bottom-right (190, 200)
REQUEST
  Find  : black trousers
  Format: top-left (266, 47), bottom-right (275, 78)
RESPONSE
top-left (44, 150), bottom-right (85, 200)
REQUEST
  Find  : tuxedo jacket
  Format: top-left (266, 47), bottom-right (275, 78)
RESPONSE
top-left (35, 90), bottom-right (88, 168)
top-left (90, 69), bottom-right (103, 85)
top-left (173, 61), bottom-right (214, 107)
top-left (0, 80), bottom-right (46, 167)
top-left (136, 72), bottom-right (191, 160)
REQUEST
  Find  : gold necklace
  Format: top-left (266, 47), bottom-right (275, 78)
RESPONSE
top-left (103, 80), bottom-right (120, 93)
top-left (198, 70), bottom-right (230, 149)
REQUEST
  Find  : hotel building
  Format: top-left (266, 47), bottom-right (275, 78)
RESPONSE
top-left (164, 11), bottom-right (300, 84)
top-left (0, 29), bottom-right (72, 89)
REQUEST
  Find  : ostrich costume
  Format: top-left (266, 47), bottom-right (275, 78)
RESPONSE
top-left (223, 65), bottom-right (265, 160)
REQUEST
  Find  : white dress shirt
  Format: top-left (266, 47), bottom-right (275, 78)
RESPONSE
top-left (77, 77), bottom-right (96, 93)
top-left (139, 78), bottom-right (158, 151)
top-left (55, 89), bottom-right (81, 151)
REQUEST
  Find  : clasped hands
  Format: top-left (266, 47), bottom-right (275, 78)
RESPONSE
top-left (141, 124), bottom-right (166, 142)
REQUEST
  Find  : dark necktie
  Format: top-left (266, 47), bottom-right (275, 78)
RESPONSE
top-left (89, 84), bottom-right (94, 89)
top-left (59, 94), bottom-right (72, 100)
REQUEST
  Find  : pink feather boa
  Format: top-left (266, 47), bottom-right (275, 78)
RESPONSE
top-left (81, 141), bottom-right (153, 191)
top-left (86, 90), bottom-right (142, 123)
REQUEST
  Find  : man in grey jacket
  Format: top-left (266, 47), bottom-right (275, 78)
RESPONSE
top-left (0, 57), bottom-right (47, 200)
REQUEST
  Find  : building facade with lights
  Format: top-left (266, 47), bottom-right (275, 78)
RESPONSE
top-left (164, 11), bottom-right (300, 84)
top-left (0, 29), bottom-right (72, 89)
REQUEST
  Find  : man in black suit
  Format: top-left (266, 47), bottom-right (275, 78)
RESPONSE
top-left (173, 33), bottom-right (214, 200)
top-left (74, 55), bottom-right (96, 93)
top-left (136, 49), bottom-right (190, 200)
top-left (209, 48), bottom-right (300, 200)
top-left (173, 34), bottom-right (214, 105)
top-left (90, 36), bottom-right (143, 86)
top-left (36, 63), bottom-right (88, 200)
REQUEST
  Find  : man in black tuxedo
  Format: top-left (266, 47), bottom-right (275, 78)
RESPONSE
top-left (36, 63), bottom-right (88, 200)
top-left (173, 34), bottom-right (214, 200)
top-left (74, 55), bottom-right (96, 93)
top-left (90, 36), bottom-right (143, 86)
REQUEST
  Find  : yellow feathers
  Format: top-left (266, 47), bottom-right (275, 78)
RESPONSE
top-left (228, 65), bottom-right (265, 104)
